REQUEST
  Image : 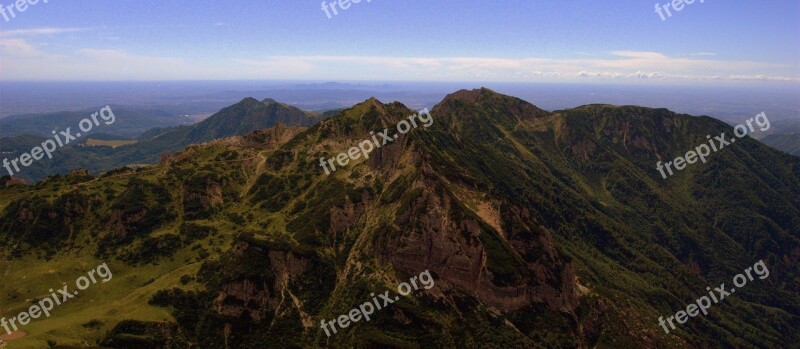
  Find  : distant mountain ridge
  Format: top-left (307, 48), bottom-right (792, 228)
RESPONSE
top-left (0, 106), bottom-right (195, 139)
top-left (181, 97), bottom-right (320, 143)
top-left (0, 98), bottom-right (323, 182)
top-left (761, 132), bottom-right (800, 155)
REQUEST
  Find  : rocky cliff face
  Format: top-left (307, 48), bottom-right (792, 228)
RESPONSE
top-left (376, 173), bottom-right (579, 313)
top-left (210, 242), bottom-right (314, 322)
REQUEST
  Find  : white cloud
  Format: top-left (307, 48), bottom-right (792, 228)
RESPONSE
top-left (0, 27), bottom-right (91, 37)
top-left (728, 74), bottom-right (794, 81)
top-left (0, 37), bottom-right (39, 56)
top-left (0, 28), bottom-right (796, 82)
top-left (1, 47), bottom-right (193, 80)
top-left (229, 52), bottom-right (798, 82)
top-left (2, 44), bottom-right (798, 82)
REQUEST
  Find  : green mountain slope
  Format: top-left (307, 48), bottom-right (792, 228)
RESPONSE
top-left (1, 89), bottom-right (799, 348)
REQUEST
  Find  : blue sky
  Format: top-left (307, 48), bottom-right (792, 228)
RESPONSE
top-left (0, 0), bottom-right (798, 83)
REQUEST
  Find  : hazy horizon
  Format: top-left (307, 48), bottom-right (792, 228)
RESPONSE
top-left (2, 81), bottom-right (798, 128)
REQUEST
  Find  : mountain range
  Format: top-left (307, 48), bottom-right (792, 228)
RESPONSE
top-left (1, 89), bottom-right (799, 348)
top-left (761, 132), bottom-right (800, 156)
